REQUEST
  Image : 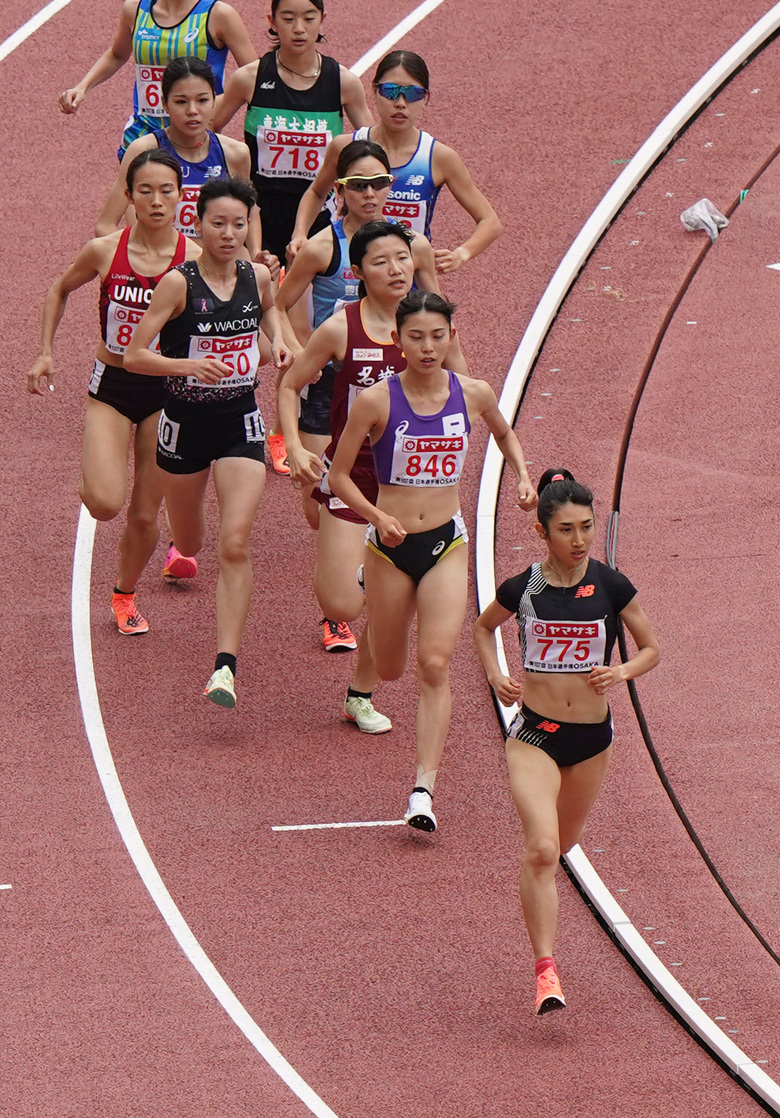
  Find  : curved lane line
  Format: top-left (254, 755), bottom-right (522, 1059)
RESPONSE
top-left (474, 3), bottom-right (780, 1111)
top-left (0, 0), bottom-right (74, 62)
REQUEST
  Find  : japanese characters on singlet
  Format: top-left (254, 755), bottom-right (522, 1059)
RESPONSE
top-left (154, 128), bottom-right (229, 236)
top-left (99, 225), bottom-right (187, 356)
top-left (244, 52), bottom-right (342, 201)
top-left (496, 560), bottom-right (637, 674)
top-left (159, 260), bottom-right (262, 404)
top-left (124, 0), bottom-right (228, 152)
top-left (371, 371), bottom-right (470, 487)
top-left (353, 125), bottom-right (440, 239)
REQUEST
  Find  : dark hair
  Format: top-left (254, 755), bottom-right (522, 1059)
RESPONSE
top-left (349, 220), bottom-right (414, 297)
top-left (268, 0), bottom-right (325, 42)
top-left (162, 56), bottom-right (216, 102)
top-left (396, 290), bottom-right (456, 331)
top-left (126, 148), bottom-right (182, 192)
top-left (536, 468), bottom-right (594, 532)
top-left (197, 175), bottom-right (257, 218)
top-left (373, 50), bottom-right (429, 89)
top-left (336, 139), bottom-right (391, 179)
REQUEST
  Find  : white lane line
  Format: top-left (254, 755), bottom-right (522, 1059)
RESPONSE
top-left (0, 0), bottom-right (73, 63)
top-left (272, 819), bottom-right (406, 832)
top-left (72, 507), bottom-right (339, 1118)
top-left (0, 885), bottom-right (12, 890)
top-left (350, 0), bottom-right (447, 77)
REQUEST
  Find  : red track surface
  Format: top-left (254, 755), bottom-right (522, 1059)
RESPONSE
top-left (2, 1), bottom-right (777, 1115)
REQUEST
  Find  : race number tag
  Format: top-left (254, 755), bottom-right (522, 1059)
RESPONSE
top-left (389, 432), bottom-right (467, 487)
top-left (256, 125), bottom-right (331, 180)
top-left (383, 199), bottom-right (423, 234)
top-left (135, 64), bottom-right (166, 117)
top-left (523, 618), bottom-right (606, 672)
top-left (105, 303), bottom-right (145, 355)
top-left (186, 332), bottom-right (259, 388)
top-left (176, 186), bottom-right (200, 236)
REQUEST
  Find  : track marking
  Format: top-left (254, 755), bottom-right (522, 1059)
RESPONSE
top-left (0, 885), bottom-right (12, 890)
top-left (0, 0), bottom-right (74, 63)
top-left (272, 819), bottom-right (406, 832)
top-left (349, 0), bottom-right (446, 76)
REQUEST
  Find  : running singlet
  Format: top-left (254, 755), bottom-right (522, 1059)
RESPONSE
top-left (122, 0), bottom-right (227, 152)
top-left (310, 219), bottom-right (358, 329)
top-left (160, 260), bottom-right (262, 403)
top-left (372, 371), bottom-right (470, 487)
top-left (244, 52), bottom-right (343, 199)
top-left (99, 226), bottom-right (188, 356)
top-left (354, 126), bottom-right (440, 240)
top-left (496, 559), bottom-right (637, 674)
top-left (154, 128), bottom-right (229, 235)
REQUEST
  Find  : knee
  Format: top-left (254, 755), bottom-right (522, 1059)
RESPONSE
top-left (524, 836), bottom-right (560, 875)
top-left (80, 483), bottom-right (123, 523)
top-left (124, 503), bottom-right (159, 537)
top-left (417, 652), bottom-right (450, 690)
top-left (219, 532), bottom-right (251, 568)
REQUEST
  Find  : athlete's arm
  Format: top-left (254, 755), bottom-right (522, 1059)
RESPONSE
top-left (410, 234), bottom-right (441, 295)
top-left (220, 137), bottom-right (263, 259)
top-left (277, 314), bottom-right (346, 483)
top-left (58, 0), bottom-right (136, 114)
top-left (588, 597), bottom-right (660, 695)
top-left (274, 236), bottom-right (329, 353)
top-left (339, 68), bottom-right (373, 128)
top-left (210, 2), bottom-right (258, 64)
top-left (467, 379), bottom-right (536, 509)
top-left (211, 62), bottom-right (257, 131)
top-left (124, 271), bottom-right (227, 382)
top-left (94, 135), bottom-right (155, 235)
top-left (287, 135), bottom-right (351, 259)
top-left (431, 144), bottom-right (503, 274)
top-left (473, 600), bottom-right (523, 707)
top-left (328, 387), bottom-right (406, 545)
top-left (254, 263), bottom-right (291, 370)
top-left (26, 240), bottom-right (109, 395)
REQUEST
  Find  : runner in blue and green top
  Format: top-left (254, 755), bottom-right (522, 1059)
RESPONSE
top-left (59, 0), bottom-right (257, 158)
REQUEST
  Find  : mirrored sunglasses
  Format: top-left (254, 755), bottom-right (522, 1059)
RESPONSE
top-left (336, 174), bottom-right (394, 192)
top-left (374, 82), bottom-right (428, 103)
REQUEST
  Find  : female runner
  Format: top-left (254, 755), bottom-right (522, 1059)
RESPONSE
top-left (211, 0), bottom-right (372, 473)
top-left (327, 291), bottom-right (535, 824)
top-left (96, 57), bottom-right (263, 261)
top-left (289, 50), bottom-right (501, 273)
top-left (125, 176), bottom-right (290, 708)
top-left (278, 224), bottom-right (456, 730)
top-left (58, 0), bottom-right (256, 158)
top-left (26, 150), bottom-right (201, 635)
top-left (474, 469), bottom-right (660, 1015)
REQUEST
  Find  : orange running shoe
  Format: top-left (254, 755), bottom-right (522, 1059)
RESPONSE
top-left (162, 544), bottom-right (198, 581)
top-left (268, 431), bottom-right (290, 475)
top-left (534, 964), bottom-right (566, 1016)
top-left (322, 618), bottom-right (357, 652)
top-left (111, 592), bottom-right (149, 635)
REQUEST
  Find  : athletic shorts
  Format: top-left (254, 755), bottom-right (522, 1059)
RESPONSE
top-left (298, 364), bottom-right (335, 436)
top-left (507, 703), bottom-right (613, 768)
top-left (88, 359), bottom-right (165, 425)
top-left (156, 392), bottom-right (265, 475)
top-left (258, 190), bottom-right (331, 262)
top-left (365, 513), bottom-right (468, 585)
top-left (313, 446), bottom-right (377, 524)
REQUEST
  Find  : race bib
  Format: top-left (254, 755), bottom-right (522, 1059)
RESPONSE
top-left (383, 199), bottom-right (424, 235)
top-left (105, 303), bottom-right (145, 355)
top-left (187, 332), bottom-right (259, 388)
top-left (135, 64), bottom-right (166, 117)
top-left (257, 125), bottom-right (331, 180)
top-left (175, 186), bottom-right (200, 236)
top-left (524, 618), bottom-right (606, 672)
top-left (389, 432), bottom-right (467, 487)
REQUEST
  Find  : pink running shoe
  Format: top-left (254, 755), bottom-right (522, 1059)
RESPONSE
top-left (162, 544), bottom-right (198, 581)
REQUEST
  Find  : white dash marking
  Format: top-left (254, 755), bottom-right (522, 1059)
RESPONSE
top-left (272, 819), bottom-right (406, 833)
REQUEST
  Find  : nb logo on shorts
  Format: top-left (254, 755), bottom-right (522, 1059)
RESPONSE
top-left (575, 584), bottom-right (595, 598)
top-left (536, 720), bottom-right (560, 733)
top-left (431, 540), bottom-right (446, 556)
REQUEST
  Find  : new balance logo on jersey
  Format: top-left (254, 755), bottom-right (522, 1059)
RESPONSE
top-left (575, 585), bottom-right (595, 598)
top-left (536, 720), bottom-right (560, 733)
top-left (197, 323), bottom-right (213, 333)
top-left (260, 81), bottom-right (276, 89)
top-left (406, 175), bottom-right (425, 185)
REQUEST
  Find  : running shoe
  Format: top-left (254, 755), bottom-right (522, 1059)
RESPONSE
top-left (162, 544), bottom-right (198, 581)
top-left (268, 431), bottom-right (290, 475)
top-left (203, 665), bottom-right (236, 709)
top-left (344, 695), bottom-right (392, 734)
top-left (111, 592), bottom-right (149, 635)
top-left (322, 618), bottom-right (357, 652)
top-left (534, 964), bottom-right (566, 1016)
top-left (404, 789), bottom-right (437, 833)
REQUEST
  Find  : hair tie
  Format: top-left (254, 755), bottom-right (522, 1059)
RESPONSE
top-left (551, 473), bottom-right (565, 482)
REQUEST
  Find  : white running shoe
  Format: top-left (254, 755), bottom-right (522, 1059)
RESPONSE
top-left (203, 665), bottom-right (236, 709)
top-left (404, 789), bottom-right (437, 833)
top-left (344, 695), bottom-right (391, 734)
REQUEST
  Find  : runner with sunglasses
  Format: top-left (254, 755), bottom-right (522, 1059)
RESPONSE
top-left (288, 50), bottom-right (501, 273)
top-left (276, 139), bottom-right (438, 653)
top-left (211, 0), bottom-right (372, 474)
top-left (58, 0), bottom-right (257, 159)
top-left (473, 469), bottom-right (659, 1015)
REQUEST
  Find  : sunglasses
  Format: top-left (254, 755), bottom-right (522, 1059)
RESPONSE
top-left (336, 174), bottom-right (394, 192)
top-left (374, 82), bottom-right (428, 103)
